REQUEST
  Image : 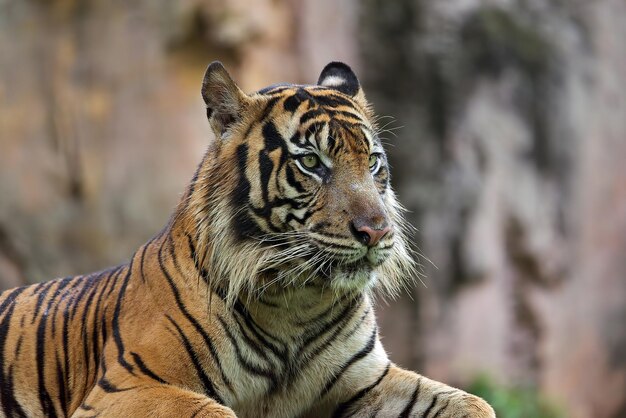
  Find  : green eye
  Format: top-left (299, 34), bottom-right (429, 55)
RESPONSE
top-left (300, 154), bottom-right (320, 169)
top-left (369, 154), bottom-right (380, 170)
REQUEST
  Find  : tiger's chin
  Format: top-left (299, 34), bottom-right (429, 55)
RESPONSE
top-left (329, 266), bottom-right (379, 293)
top-left (315, 258), bottom-right (380, 294)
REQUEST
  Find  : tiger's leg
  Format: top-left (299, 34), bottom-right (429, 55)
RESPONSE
top-left (332, 364), bottom-right (495, 418)
top-left (72, 385), bottom-right (236, 418)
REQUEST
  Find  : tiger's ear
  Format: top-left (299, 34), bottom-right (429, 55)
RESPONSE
top-left (317, 61), bottom-right (369, 109)
top-left (201, 61), bottom-right (248, 138)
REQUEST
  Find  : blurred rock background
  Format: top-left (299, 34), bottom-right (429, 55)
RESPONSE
top-left (1, 1), bottom-right (625, 417)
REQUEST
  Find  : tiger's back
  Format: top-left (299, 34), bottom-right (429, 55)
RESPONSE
top-left (0, 268), bottom-right (121, 416)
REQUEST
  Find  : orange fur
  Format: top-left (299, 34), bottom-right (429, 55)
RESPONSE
top-left (0, 62), bottom-right (494, 418)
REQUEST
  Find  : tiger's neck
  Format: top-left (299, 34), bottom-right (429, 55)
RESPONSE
top-left (144, 212), bottom-right (368, 338)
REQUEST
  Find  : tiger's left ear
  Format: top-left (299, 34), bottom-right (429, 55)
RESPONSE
top-left (317, 61), bottom-right (369, 110)
top-left (201, 61), bottom-right (249, 139)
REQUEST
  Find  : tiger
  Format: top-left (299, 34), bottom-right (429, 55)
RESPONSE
top-left (0, 61), bottom-right (495, 418)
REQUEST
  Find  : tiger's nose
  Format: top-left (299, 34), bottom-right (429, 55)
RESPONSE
top-left (351, 222), bottom-right (392, 247)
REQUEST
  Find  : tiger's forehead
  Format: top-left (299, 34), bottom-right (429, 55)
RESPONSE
top-left (250, 85), bottom-right (377, 155)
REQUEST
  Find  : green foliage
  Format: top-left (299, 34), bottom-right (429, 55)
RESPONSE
top-left (467, 375), bottom-right (565, 418)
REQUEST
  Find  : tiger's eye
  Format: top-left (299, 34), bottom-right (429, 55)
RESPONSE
top-left (301, 154), bottom-right (320, 169)
top-left (369, 154), bottom-right (379, 169)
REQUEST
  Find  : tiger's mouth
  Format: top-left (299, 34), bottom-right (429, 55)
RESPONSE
top-left (318, 258), bottom-right (373, 280)
top-left (267, 233), bottom-right (394, 287)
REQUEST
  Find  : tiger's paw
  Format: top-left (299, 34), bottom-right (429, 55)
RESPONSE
top-left (445, 393), bottom-right (496, 418)
top-left (192, 404), bottom-right (237, 418)
top-left (402, 392), bottom-right (495, 418)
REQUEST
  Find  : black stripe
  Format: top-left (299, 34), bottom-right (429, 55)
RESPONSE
top-left (257, 85), bottom-right (290, 95)
top-left (0, 286), bottom-right (27, 318)
top-left (299, 108), bottom-right (326, 127)
top-left (232, 143), bottom-right (264, 240)
top-left (422, 390), bottom-right (458, 418)
top-left (190, 401), bottom-right (212, 418)
top-left (98, 313), bottom-right (109, 380)
top-left (304, 304), bottom-right (361, 362)
top-left (158, 242), bottom-right (233, 392)
top-left (79, 274), bottom-right (104, 383)
top-left (97, 376), bottom-right (134, 393)
top-left (70, 275), bottom-right (98, 319)
top-left (36, 303), bottom-right (57, 417)
top-left (230, 312), bottom-right (272, 363)
top-left (166, 315), bottom-right (224, 404)
top-left (421, 393), bottom-right (439, 418)
top-left (13, 334), bottom-right (23, 358)
top-left (283, 88), bottom-right (314, 113)
top-left (257, 296), bottom-right (279, 309)
top-left (186, 233), bottom-right (210, 284)
top-left (399, 377), bottom-right (421, 418)
top-left (284, 210), bottom-right (314, 226)
top-left (258, 150), bottom-right (274, 206)
top-left (130, 352), bottom-right (168, 384)
top-left (30, 281), bottom-right (56, 324)
top-left (305, 121), bottom-right (324, 140)
top-left (186, 158), bottom-right (203, 198)
top-left (50, 277), bottom-right (79, 336)
top-left (320, 326), bottom-right (378, 398)
top-left (262, 121), bottom-right (287, 153)
top-left (0, 287), bottom-right (29, 418)
top-left (342, 307), bottom-right (371, 341)
top-left (298, 296), bottom-right (362, 358)
top-left (79, 403), bottom-right (94, 411)
top-left (232, 311), bottom-right (285, 361)
top-left (283, 93), bottom-right (301, 112)
top-left (231, 299), bottom-right (286, 359)
top-left (111, 263), bottom-right (136, 376)
top-left (61, 305), bottom-right (72, 406)
top-left (430, 399), bottom-right (450, 418)
top-left (311, 92), bottom-right (355, 108)
top-left (296, 293), bottom-right (353, 326)
top-left (331, 110), bottom-right (365, 123)
top-left (139, 241), bottom-right (150, 284)
top-left (4, 364), bottom-right (28, 418)
top-left (260, 96), bottom-right (279, 120)
top-left (332, 362), bottom-right (391, 418)
top-left (241, 97), bottom-right (279, 140)
top-left (36, 279), bottom-right (75, 418)
top-left (105, 265), bottom-right (125, 299)
top-left (56, 356), bottom-right (69, 416)
top-left (90, 269), bottom-right (117, 380)
top-left (285, 165), bottom-right (306, 193)
top-left (217, 316), bottom-right (277, 386)
top-left (326, 130), bottom-right (337, 153)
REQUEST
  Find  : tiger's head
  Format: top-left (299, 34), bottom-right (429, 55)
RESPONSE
top-left (186, 61), bottom-right (416, 302)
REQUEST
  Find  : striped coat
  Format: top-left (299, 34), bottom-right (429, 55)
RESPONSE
top-left (0, 61), bottom-right (495, 418)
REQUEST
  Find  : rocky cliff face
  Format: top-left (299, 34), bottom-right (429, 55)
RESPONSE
top-left (360, 1), bottom-right (626, 417)
top-left (1, 1), bottom-right (624, 416)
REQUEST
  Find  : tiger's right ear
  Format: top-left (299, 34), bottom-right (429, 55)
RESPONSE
top-left (201, 61), bottom-right (248, 138)
top-left (317, 61), bottom-right (369, 111)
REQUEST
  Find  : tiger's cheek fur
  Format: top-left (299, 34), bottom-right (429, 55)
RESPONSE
top-left (225, 120), bottom-right (322, 235)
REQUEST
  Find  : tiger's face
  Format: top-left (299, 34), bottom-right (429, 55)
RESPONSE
top-left (197, 62), bottom-right (413, 296)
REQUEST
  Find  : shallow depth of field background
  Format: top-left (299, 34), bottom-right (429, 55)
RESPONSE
top-left (1, 1), bottom-right (625, 417)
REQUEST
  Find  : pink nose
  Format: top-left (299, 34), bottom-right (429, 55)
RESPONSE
top-left (355, 225), bottom-right (392, 246)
